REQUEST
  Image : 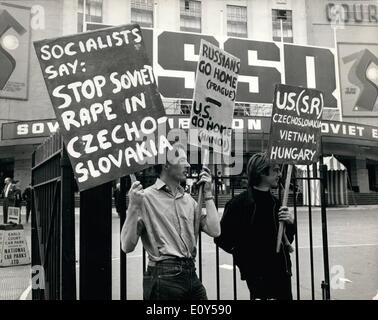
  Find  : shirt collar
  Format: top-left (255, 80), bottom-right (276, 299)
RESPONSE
top-left (154, 178), bottom-right (185, 196)
top-left (154, 178), bottom-right (166, 190)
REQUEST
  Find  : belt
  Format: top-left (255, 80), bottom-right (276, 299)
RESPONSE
top-left (148, 257), bottom-right (195, 267)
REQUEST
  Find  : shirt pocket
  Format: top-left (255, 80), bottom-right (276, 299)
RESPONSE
top-left (179, 200), bottom-right (196, 224)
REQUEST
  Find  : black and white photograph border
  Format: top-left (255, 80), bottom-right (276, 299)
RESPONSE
top-left (0, 0), bottom-right (377, 305)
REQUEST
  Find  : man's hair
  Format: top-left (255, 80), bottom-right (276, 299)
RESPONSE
top-left (246, 152), bottom-right (271, 187)
top-left (155, 164), bottom-right (164, 176)
top-left (155, 142), bottom-right (186, 177)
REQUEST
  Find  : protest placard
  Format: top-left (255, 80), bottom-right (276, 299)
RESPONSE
top-left (189, 40), bottom-right (240, 155)
top-left (267, 84), bottom-right (324, 165)
top-left (34, 24), bottom-right (171, 191)
top-left (267, 84), bottom-right (324, 253)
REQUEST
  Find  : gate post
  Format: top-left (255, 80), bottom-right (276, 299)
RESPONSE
top-left (31, 151), bottom-right (44, 300)
top-left (60, 147), bottom-right (76, 299)
top-left (320, 163), bottom-right (331, 300)
top-left (214, 165), bottom-right (220, 300)
top-left (119, 176), bottom-right (130, 300)
top-left (80, 182), bottom-right (112, 300)
top-left (292, 169), bottom-right (301, 300)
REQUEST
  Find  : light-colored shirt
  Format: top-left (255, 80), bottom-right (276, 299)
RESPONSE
top-left (136, 178), bottom-right (206, 263)
top-left (4, 184), bottom-right (11, 198)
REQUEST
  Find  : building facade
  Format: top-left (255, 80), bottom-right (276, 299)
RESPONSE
top-left (0, 0), bottom-right (377, 196)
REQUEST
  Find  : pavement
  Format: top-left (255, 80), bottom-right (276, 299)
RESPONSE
top-left (0, 213), bottom-right (31, 300)
top-left (0, 204), bottom-right (377, 300)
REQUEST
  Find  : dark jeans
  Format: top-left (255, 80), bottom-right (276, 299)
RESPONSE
top-left (143, 258), bottom-right (208, 300)
top-left (246, 273), bottom-right (293, 300)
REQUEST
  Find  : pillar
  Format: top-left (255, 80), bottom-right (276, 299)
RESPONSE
top-left (354, 158), bottom-right (370, 193)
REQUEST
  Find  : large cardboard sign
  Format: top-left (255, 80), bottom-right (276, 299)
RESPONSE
top-left (189, 40), bottom-right (240, 155)
top-left (267, 84), bottom-right (323, 165)
top-left (34, 24), bottom-right (171, 191)
top-left (0, 3), bottom-right (31, 100)
top-left (0, 224), bottom-right (30, 267)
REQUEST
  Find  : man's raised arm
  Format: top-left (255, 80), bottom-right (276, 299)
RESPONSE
top-left (121, 181), bottom-right (145, 253)
top-left (198, 167), bottom-right (221, 238)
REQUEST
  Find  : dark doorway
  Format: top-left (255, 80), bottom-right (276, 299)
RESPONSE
top-left (0, 158), bottom-right (14, 191)
top-left (367, 164), bottom-right (378, 191)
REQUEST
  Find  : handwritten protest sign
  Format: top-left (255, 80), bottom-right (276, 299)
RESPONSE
top-left (267, 84), bottom-right (324, 165)
top-left (7, 207), bottom-right (21, 224)
top-left (267, 84), bottom-right (324, 253)
top-left (189, 40), bottom-right (240, 155)
top-left (34, 24), bottom-right (171, 191)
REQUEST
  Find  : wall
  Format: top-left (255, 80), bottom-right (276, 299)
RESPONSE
top-left (0, 145), bottom-right (36, 190)
top-left (103, 0), bottom-right (129, 26)
top-left (306, 0), bottom-right (378, 127)
top-left (0, 0), bottom-right (63, 148)
top-left (155, 0), bottom-right (180, 31)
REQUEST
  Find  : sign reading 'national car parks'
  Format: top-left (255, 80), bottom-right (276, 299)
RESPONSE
top-left (34, 24), bottom-right (172, 191)
top-left (0, 224), bottom-right (31, 267)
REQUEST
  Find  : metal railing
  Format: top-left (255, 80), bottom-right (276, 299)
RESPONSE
top-left (31, 132), bottom-right (76, 300)
top-left (31, 132), bottom-right (330, 300)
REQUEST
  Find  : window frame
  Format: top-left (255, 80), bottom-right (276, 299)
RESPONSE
top-left (180, 0), bottom-right (202, 33)
top-left (227, 4), bottom-right (248, 38)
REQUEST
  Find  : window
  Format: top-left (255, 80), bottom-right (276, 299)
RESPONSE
top-left (77, 0), bottom-right (103, 32)
top-left (180, 100), bottom-right (192, 115)
top-left (272, 9), bottom-right (293, 43)
top-left (180, 0), bottom-right (201, 33)
top-left (131, 0), bottom-right (154, 28)
top-left (233, 103), bottom-right (250, 116)
top-left (227, 5), bottom-right (247, 38)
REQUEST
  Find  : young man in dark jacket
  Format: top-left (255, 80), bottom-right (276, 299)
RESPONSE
top-left (215, 152), bottom-right (295, 300)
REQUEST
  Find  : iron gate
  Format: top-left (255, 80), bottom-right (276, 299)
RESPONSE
top-left (31, 133), bottom-right (76, 299)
